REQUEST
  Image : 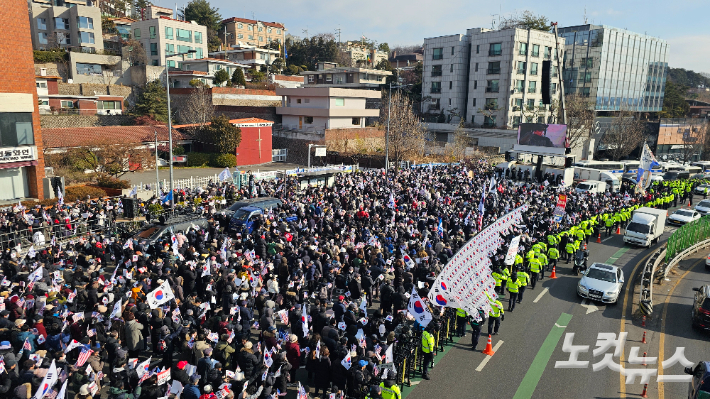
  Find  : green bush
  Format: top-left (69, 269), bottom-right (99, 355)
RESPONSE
top-left (65, 186), bottom-right (107, 202)
top-left (147, 203), bottom-right (163, 215)
top-left (210, 153), bottom-right (237, 168)
top-left (96, 175), bottom-right (131, 189)
top-left (33, 50), bottom-right (68, 63)
top-left (186, 152), bottom-right (210, 167)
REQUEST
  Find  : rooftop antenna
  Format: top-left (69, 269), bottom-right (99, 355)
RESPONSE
top-left (583, 7), bottom-right (588, 24)
top-left (491, 14), bottom-right (498, 29)
top-left (302, 27), bottom-right (309, 39)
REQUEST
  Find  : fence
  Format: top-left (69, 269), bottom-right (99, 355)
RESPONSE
top-left (131, 174), bottom-right (222, 195)
top-left (665, 215), bottom-right (710, 262)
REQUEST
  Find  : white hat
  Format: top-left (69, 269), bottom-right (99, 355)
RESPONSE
top-left (79, 384), bottom-right (90, 395)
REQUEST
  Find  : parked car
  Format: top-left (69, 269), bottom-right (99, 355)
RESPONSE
top-left (132, 215), bottom-right (209, 245)
top-left (669, 209), bottom-right (702, 226)
top-left (695, 184), bottom-right (710, 195)
top-left (696, 200), bottom-right (710, 216)
top-left (577, 263), bottom-right (624, 304)
top-left (705, 253), bottom-right (710, 268)
top-left (684, 361), bottom-right (710, 399)
top-left (691, 285), bottom-right (710, 331)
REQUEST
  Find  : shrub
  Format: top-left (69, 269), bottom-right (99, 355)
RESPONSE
top-left (186, 152), bottom-right (210, 167)
top-left (210, 153), bottom-right (237, 168)
top-left (33, 50), bottom-right (68, 63)
top-left (147, 203), bottom-right (163, 215)
top-left (96, 175), bottom-right (131, 189)
top-left (65, 186), bottom-right (107, 202)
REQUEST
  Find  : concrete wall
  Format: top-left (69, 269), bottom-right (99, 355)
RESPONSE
top-left (68, 52), bottom-right (126, 84)
top-left (272, 130), bottom-right (324, 165)
top-left (325, 127), bottom-right (384, 154)
top-left (40, 114), bottom-right (133, 129)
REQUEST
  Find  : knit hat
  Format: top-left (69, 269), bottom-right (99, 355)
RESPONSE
top-left (177, 360), bottom-right (188, 370)
top-left (204, 347), bottom-right (213, 356)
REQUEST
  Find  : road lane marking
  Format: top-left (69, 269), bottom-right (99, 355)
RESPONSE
top-left (618, 251), bottom-right (656, 398)
top-left (602, 236), bottom-right (614, 242)
top-left (657, 258), bottom-right (703, 399)
top-left (581, 299), bottom-right (599, 315)
top-left (533, 288), bottom-right (549, 303)
top-left (475, 340), bottom-right (504, 372)
top-left (511, 313), bottom-right (572, 399)
top-left (606, 246), bottom-right (631, 265)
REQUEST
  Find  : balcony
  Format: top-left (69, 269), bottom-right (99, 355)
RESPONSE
top-left (430, 88), bottom-right (441, 94)
top-left (489, 50), bottom-right (502, 56)
top-left (513, 106), bottom-right (521, 111)
top-left (528, 88), bottom-right (536, 93)
top-left (517, 69), bottom-right (525, 75)
top-left (485, 87), bottom-right (499, 93)
top-left (486, 68), bottom-right (501, 74)
top-left (538, 105), bottom-right (547, 111)
top-left (431, 71), bottom-right (442, 77)
top-left (526, 106), bottom-right (535, 111)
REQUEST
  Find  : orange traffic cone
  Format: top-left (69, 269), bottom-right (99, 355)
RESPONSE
top-left (482, 335), bottom-right (496, 356)
top-left (616, 225), bottom-right (621, 235)
top-left (550, 265), bottom-right (558, 279)
top-left (642, 331), bottom-right (647, 344)
top-left (596, 232), bottom-right (601, 243)
top-left (583, 242), bottom-right (588, 251)
top-left (640, 384), bottom-right (649, 398)
top-left (689, 200), bottom-right (692, 207)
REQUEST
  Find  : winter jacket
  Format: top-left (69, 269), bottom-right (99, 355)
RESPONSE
top-left (124, 320), bottom-right (144, 351)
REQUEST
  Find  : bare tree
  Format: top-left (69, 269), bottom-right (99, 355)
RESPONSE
top-left (124, 39), bottom-right (148, 66)
top-left (380, 90), bottom-right (426, 168)
top-left (177, 85), bottom-right (214, 126)
top-left (677, 122), bottom-right (707, 163)
top-left (564, 95), bottom-right (596, 151)
top-left (601, 110), bottom-right (646, 161)
top-left (450, 123), bottom-right (472, 161)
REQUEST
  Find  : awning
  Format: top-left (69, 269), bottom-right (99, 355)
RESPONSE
top-left (0, 160), bottom-right (38, 169)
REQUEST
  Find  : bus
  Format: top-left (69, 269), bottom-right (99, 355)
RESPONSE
top-left (691, 161), bottom-right (710, 172)
top-left (572, 160), bottom-right (625, 175)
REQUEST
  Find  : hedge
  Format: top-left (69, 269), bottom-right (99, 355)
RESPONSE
top-left (187, 152), bottom-right (211, 167)
top-left (33, 50), bottom-right (68, 63)
top-left (65, 186), bottom-right (108, 202)
top-left (96, 175), bottom-right (131, 189)
top-left (211, 153), bottom-right (237, 168)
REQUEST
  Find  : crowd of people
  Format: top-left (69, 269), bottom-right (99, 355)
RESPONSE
top-left (0, 161), bottom-right (701, 399)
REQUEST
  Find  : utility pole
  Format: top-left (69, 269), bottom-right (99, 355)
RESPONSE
top-left (552, 23), bottom-right (567, 125)
top-left (386, 81), bottom-right (391, 171)
top-left (334, 28), bottom-right (341, 44)
top-left (154, 131), bottom-right (160, 197)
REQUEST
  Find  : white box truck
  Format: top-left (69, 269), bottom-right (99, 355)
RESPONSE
top-left (623, 207), bottom-right (667, 247)
top-left (574, 167), bottom-right (620, 191)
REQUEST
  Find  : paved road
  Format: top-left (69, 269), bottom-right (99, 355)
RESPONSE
top-left (406, 199), bottom-right (705, 399)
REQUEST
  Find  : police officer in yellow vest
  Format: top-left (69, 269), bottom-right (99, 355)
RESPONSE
top-left (537, 252), bottom-right (548, 279)
top-left (506, 271), bottom-right (521, 311)
top-left (455, 308), bottom-right (467, 337)
top-left (380, 374), bottom-right (402, 399)
top-left (529, 255), bottom-right (542, 289)
top-left (516, 267), bottom-right (530, 304)
top-left (565, 240), bottom-right (575, 263)
top-left (488, 296), bottom-right (504, 336)
top-left (421, 326), bottom-right (436, 380)
top-left (548, 245), bottom-right (559, 270)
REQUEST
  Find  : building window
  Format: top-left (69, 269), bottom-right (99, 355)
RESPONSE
top-left (512, 116), bottom-right (521, 128)
top-left (527, 99), bottom-right (535, 110)
top-left (431, 65), bottom-right (442, 77)
top-left (237, 33), bottom-right (243, 39)
top-left (530, 62), bottom-right (538, 76)
top-left (308, 75), bottom-right (314, 83)
top-left (258, 26), bottom-right (263, 32)
top-left (583, 57), bottom-right (593, 68)
top-left (451, 47), bottom-right (455, 55)
top-left (551, 83), bottom-right (557, 94)
top-left (36, 82), bottom-right (47, 89)
top-left (531, 44), bottom-right (540, 57)
top-left (552, 66), bottom-right (559, 77)
top-left (167, 60), bottom-right (175, 68)
top-left (582, 87), bottom-right (591, 97)
top-left (352, 117), bottom-right (360, 126)
top-left (54, 18), bottom-right (68, 30)
top-left (476, 44), bottom-right (480, 54)
top-left (152, 59), bottom-right (159, 66)
top-left (38, 32), bottom-right (48, 45)
top-left (487, 61), bottom-right (500, 74)
top-left (149, 26), bottom-right (156, 39)
top-left (177, 29), bottom-right (192, 42)
top-left (76, 63), bottom-right (102, 75)
top-left (581, 71), bottom-right (592, 83)
top-left (36, 18), bottom-right (47, 30)
top-left (528, 81), bottom-right (537, 93)
top-left (97, 101), bottom-right (120, 110)
top-left (0, 113), bottom-right (34, 146)
top-left (305, 116), bottom-right (313, 124)
top-left (449, 81), bottom-right (452, 89)
top-left (489, 43), bottom-right (502, 56)
top-left (150, 43), bottom-right (158, 56)
top-left (80, 32), bottom-right (95, 44)
top-left (237, 23), bottom-right (243, 28)
top-left (267, 27), bottom-right (272, 33)
top-left (485, 98), bottom-right (498, 110)
top-left (248, 25), bottom-right (252, 31)
top-left (472, 98), bottom-right (476, 107)
top-left (277, 29), bottom-right (281, 34)
top-left (134, 28), bottom-right (141, 38)
top-left (39, 100), bottom-right (49, 106)
top-left (60, 100), bottom-right (74, 108)
top-left (165, 43), bottom-right (174, 56)
top-left (195, 31), bottom-right (202, 44)
top-left (432, 48), bottom-right (443, 60)
top-left (177, 45), bottom-right (191, 54)
top-left (431, 82), bottom-right (441, 93)
top-left (165, 27), bottom-right (173, 39)
top-left (335, 98), bottom-right (345, 106)
top-left (450, 64), bottom-right (453, 72)
top-left (196, 48), bottom-right (203, 59)
top-left (514, 98), bottom-right (523, 110)
top-left (304, 99), bottom-right (310, 103)
top-left (248, 35), bottom-right (254, 40)
top-left (483, 115), bottom-right (497, 127)
top-left (486, 80), bottom-right (499, 93)
top-left (537, 116), bottom-right (544, 123)
top-left (259, 36), bottom-right (263, 42)
top-left (449, 98), bottom-right (452, 106)
top-left (473, 81), bottom-right (477, 90)
top-left (296, 99), bottom-right (301, 104)
top-left (475, 63), bottom-right (478, 72)
top-left (544, 46), bottom-right (552, 60)
top-left (515, 80), bottom-right (524, 93)
top-left (77, 16), bottom-right (93, 30)
top-left (517, 61), bottom-right (526, 74)
top-left (519, 42), bottom-right (528, 55)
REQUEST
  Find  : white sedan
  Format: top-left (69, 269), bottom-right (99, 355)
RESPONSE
top-left (696, 200), bottom-right (710, 216)
top-left (668, 209), bottom-right (702, 226)
top-left (695, 184), bottom-right (710, 195)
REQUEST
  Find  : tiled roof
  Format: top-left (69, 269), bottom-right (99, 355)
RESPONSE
top-left (273, 75), bottom-right (304, 82)
top-left (42, 125), bottom-right (184, 149)
top-left (173, 118), bottom-right (273, 129)
top-left (170, 70), bottom-right (209, 75)
top-left (221, 17), bottom-right (285, 29)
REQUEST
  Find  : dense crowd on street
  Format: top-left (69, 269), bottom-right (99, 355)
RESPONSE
top-left (0, 162), bottom-right (701, 399)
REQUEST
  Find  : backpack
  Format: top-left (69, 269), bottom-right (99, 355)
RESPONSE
top-left (156, 339), bottom-right (167, 353)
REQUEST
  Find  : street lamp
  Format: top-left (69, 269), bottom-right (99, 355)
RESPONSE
top-left (165, 49), bottom-right (196, 212)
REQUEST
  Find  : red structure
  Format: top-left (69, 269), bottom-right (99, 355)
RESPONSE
top-left (232, 118), bottom-right (273, 166)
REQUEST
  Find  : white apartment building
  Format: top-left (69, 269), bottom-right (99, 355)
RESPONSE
top-left (423, 27), bottom-right (565, 129)
top-left (177, 58), bottom-right (248, 87)
top-left (131, 16), bottom-right (208, 68)
top-left (300, 62), bottom-right (391, 89)
top-left (209, 46), bottom-right (280, 70)
top-left (275, 88), bottom-right (380, 132)
top-left (29, 0), bottom-right (103, 53)
top-left (339, 41), bottom-right (388, 68)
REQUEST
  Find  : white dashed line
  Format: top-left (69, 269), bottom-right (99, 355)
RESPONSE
top-left (533, 288), bottom-right (549, 303)
top-left (475, 340), bottom-right (504, 372)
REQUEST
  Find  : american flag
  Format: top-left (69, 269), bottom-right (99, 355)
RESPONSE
top-left (22, 338), bottom-right (31, 351)
top-left (373, 365), bottom-right (379, 377)
top-left (297, 382), bottom-right (308, 399)
top-left (87, 329), bottom-right (96, 337)
top-left (76, 347), bottom-right (92, 367)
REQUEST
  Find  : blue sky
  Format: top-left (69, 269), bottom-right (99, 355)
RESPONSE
top-left (164, 0), bottom-right (708, 72)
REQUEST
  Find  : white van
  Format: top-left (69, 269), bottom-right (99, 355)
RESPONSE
top-left (575, 180), bottom-right (607, 194)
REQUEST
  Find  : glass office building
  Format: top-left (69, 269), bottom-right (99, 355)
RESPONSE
top-left (558, 24), bottom-right (669, 112)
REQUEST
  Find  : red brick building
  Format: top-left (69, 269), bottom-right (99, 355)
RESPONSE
top-left (36, 75), bottom-right (124, 115)
top-left (0, 0), bottom-right (45, 200)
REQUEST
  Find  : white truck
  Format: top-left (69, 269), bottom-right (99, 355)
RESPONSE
top-left (623, 207), bottom-right (667, 247)
top-left (574, 167), bottom-right (620, 191)
top-left (575, 180), bottom-right (607, 194)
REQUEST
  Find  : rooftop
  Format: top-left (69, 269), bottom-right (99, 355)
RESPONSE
top-left (173, 118), bottom-right (274, 129)
top-left (42, 125), bottom-right (183, 149)
top-left (221, 17), bottom-right (285, 30)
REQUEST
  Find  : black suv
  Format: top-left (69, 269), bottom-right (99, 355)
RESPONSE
top-left (691, 285), bottom-right (710, 331)
top-left (132, 215), bottom-right (209, 246)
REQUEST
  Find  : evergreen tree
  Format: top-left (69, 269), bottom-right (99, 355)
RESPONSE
top-left (131, 80), bottom-right (168, 123)
top-left (200, 115), bottom-right (242, 154)
top-left (232, 68), bottom-right (247, 86)
top-left (180, 0), bottom-right (222, 52)
top-left (213, 69), bottom-right (230, 87)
